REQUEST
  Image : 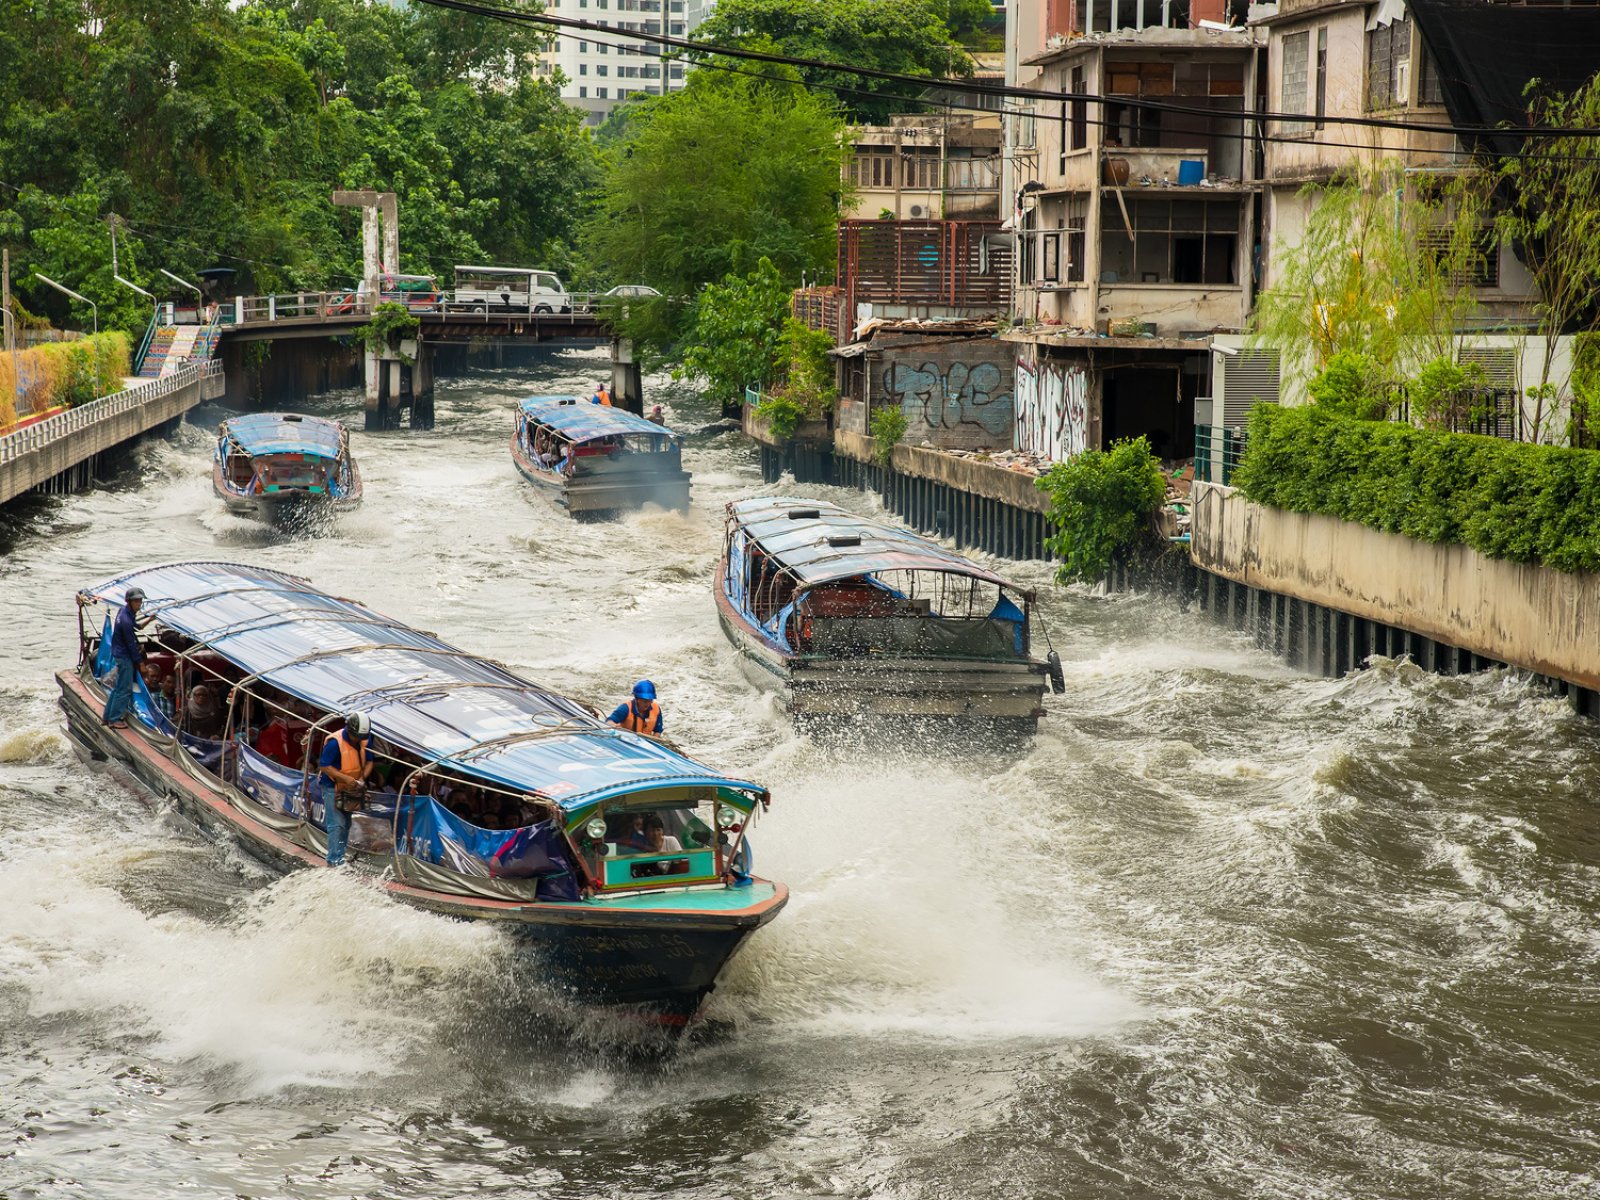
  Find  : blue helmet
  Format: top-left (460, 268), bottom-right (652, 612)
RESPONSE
top-left (632, 679), bottom-right (657, 701)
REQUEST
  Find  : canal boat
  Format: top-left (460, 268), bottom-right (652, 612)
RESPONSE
top-left (212, 413), bottom-right (362, 517)
top-left (715, 497), bottom-right (1063, 731)
top-left (511, 396), bottom-right (690, 515)
top-left (58, 562), bottom-right (786, 1027)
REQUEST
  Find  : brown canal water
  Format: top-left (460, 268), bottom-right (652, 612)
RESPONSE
top-left (1, 353), bottom-right (1598, 1199)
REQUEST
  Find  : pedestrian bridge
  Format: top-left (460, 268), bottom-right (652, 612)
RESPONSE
top-left (200, 292), bottom-right (614, 344)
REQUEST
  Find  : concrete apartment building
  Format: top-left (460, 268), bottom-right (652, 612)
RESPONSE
top-left (842, 113), bottom-right (1005, 222)
top-left (536, 0), bottom-right (699, 127)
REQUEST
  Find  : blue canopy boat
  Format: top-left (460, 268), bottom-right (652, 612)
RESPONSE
top-left (511, 396), bottom-right (690, 515)
top-left (59, 562), bottom-right (785, 1026)
top-left (715, 498), bottom-right (1063, 731)
top-left (213, 413), bottom-right (362, 517)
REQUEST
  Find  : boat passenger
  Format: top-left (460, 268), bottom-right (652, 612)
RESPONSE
top-left (158, 673), bottom-right (179, 723)
top-left (608, 680), bottom-right (664, 736)
top-left (647, 405), bottom-right (666, 426)
top-left (103, 587), bottom-right (151, 730)
top-left (319, 712), bottom-right (375, 866)
top-left (592, 382), bottom-right (613, 406)
top-left (142, 662), bottom-right (175, 722)
top-left (255, 712), bottom-right (296, 767)
top-left (643, 815), bottom-right (683, 854)
top-left (186, 684), bottom-right (225, 739)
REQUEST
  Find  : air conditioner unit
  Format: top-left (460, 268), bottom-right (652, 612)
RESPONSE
top-left (909, 204), bottom-right (925, 217)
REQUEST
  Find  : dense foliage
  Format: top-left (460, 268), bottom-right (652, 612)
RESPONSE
top-left (756, 318), bottom-right (836, 437)
top-left (687, 0), bottom-right (976, 123)
top-left (1036, 437), bottom-right (1167, 583)
top-left (586, 66), bottom-right (845, 310)
top-left (0, 0), bottom-right (599, 333)
top-left (677, 258), bottom-right (793, 411)
top-left (0, 331), bottom-right (131, 424)
top-left (1233, 403), bottom-right (1600, 573)
top-left (869, 405), bottom-right (908, 465)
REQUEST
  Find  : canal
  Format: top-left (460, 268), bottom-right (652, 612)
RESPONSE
top-left (1, 354), bottom-right (1596, 1199)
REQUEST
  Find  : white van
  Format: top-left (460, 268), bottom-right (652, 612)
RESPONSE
top-left (451, 266), bottom-right (571, 314)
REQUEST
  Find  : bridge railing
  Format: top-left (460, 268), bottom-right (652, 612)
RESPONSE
top-left (217, 292), bottom-right (617, 328)
top-left (0, 361), bottom-right (224, 467)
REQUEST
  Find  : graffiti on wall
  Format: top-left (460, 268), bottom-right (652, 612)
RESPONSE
top-left (1015, 357), bottom-right (1089, 461)
top-left (881, 360), bottom-right (1014, 443)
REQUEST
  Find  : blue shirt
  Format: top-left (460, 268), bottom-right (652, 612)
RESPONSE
top-left (319, 735), bottom-right (375, 783)
top-left (608, 701), bottom-right (663, 733)
top-left (111, 605), bottom-right (143, 663)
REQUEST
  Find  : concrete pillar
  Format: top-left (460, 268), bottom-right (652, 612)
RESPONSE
top-left (610, 338), bottom-right (644, 414)
top-left (380, 193), bottom-right (399, 274)
top-left (361, 209), bottom-right (380, 299)
top-left (409, 342), bottom-right (434, 429)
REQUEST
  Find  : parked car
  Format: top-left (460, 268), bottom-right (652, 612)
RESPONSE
top-left (325, 273), bottom-right (442, 315)
top-left (582, 284), bottom-right (662, 312)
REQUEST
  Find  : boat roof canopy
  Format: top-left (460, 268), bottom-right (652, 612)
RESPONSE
top-left (221, 413), bottom-right (344, 458)
top-left (728, 497), bottom-right (1028, 594)
top-left (517, 396), bottom-right (680, 443)
top-left (80, 562), bottom-right (763, 811)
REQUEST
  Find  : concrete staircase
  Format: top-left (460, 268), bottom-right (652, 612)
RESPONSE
top-left (137, 324), bottom-right (219, 379)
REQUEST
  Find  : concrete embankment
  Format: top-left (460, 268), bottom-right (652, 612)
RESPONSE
top-left (0, 362), bottom-right (224, 505)
top-left (1187, 480), bottom-right (1600, 713)
top-left (744, 405), bottom-right (1054, 561)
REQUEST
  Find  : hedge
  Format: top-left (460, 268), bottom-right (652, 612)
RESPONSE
top-left (0, 332), bottom-right (130, 427)
top-left (1232, 403), bottom-right (1600, 573)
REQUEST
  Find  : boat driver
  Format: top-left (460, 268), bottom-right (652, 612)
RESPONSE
top-left (608, 680), bottom-right (664, 736)
top-left (319, 712), bottom-right (375, 866)
top-left (102, 586), bottom-right (152, 730)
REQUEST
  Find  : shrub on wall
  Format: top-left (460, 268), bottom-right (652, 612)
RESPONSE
top-left (1036, 436), bottom-right (1167, 583)
top-left (1233, 403), bottom-right (1600, 573)
top-left (0, 331), bottom-right (130, 426)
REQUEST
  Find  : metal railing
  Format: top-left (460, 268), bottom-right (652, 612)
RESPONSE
top-left (0, 360), bottom-right (223, 467)
top-left (1194, 423), bottom-right (1246, 485)
top-left (212, 291), bottom-right (611, 329)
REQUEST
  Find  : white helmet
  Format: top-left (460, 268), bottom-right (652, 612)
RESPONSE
top-left (344, 712), bottom-right (371, 738)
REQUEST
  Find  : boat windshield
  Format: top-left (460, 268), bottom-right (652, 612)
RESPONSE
top-left (575, 795), bottom-right (748, 891)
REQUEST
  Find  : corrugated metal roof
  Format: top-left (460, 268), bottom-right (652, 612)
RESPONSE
top-left (517, 396), bottom-right (680, 443)
top-left (728, 497), bottom-right (1027, 592)
top-left (81, 562), bottom-right (762, 809)
top-left (221, 413), bottom-right (345, 458)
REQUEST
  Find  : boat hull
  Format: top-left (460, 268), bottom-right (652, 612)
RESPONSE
top-left (712, 561), bottom-right (1048, 729)
top-left (56, 667), bottom-right (783, 1025)
top-left (512, 435), bottom-right (690, 515)
top-left (212, 460), bottom-right (363, 519)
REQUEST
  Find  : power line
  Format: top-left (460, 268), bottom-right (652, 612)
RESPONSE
top-left (416, 0), bottom-right (1600, 141)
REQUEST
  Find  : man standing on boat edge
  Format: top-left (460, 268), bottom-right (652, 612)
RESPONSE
top-left (319, 712), bottom-right (375, 866)
top-left (103, 587), bottom-right (150, 730)
top-left (609, 680), bottom-right (664, 736)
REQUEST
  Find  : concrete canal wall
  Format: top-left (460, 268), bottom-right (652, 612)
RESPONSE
top-left (0, 362), bottom-right (224, 505)
top-left (1186, 480), bottom-right (1600, 714)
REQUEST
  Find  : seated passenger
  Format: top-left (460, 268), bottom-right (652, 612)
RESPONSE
top-left (641, 815), bottom-right (682, 855)
top-left (614, 814), bottom-right (650, 853)
top-left (142, 662), bottom-right (175, 722)
top-left (186, 683), bottom-right (225, 738)
top-left (255, 713), bottom-right (295, 767)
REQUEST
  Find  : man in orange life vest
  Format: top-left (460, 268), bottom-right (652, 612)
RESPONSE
top-left (608, 680), bottom-right (664, 736)
top-left (319, 712), bottom-right (375, 865)
top-left (592, 381), bottom-right (613, 407)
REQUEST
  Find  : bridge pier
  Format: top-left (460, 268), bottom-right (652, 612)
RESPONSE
top-left (610, 338), bottom-right (643, 415)
top-left (364, 341), bottom-right (435, 431)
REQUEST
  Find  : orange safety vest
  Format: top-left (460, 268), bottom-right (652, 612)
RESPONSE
top-left (596, 387), bottom-right (613, 407)
top-left (326, 729), bottom-right (369, 781)
top-left (618, 700), bottom-right (660, 734)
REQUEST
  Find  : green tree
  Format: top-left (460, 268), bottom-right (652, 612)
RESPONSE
top-left (586, 65), bottom-right (845, 305)
top-left (1036, 437), bottom-right (1167, 584)
top-left (1250, 160), bottom-right (1492, 401)
top-left (688, 0), bottom-right (974, 123)
top-left (678, 257), bottom-right (792, 411)
top-left (1497, 76), bottom-right (1600, 442)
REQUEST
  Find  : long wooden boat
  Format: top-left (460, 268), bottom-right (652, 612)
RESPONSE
top-left (714, 497), bottom-right (1063, 732)
top-left (511, 396), bottom-right (690, 515)
top-left (59, 562), bottom-right (785, 1027)
top-left (212, 413), bottom-right (362, 517)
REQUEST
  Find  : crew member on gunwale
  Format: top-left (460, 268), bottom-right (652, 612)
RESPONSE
top-left (319, 712), bottom-right (375, 865)
top-left (608, 680), bottom-right (664, 736)
top-left (103, 587), bottom-right (150, 730)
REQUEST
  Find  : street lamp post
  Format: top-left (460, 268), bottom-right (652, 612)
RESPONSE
top-left (33, 273), bottom-right (98, 338)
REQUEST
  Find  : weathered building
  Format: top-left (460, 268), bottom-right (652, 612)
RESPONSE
top-left (842, 114), bottom-right (1004, 222)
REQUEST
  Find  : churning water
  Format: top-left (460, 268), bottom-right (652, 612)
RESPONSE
top-left (1, 354), bottom-right (1597, 1199)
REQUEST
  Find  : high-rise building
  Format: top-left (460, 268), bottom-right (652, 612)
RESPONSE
top-left (535, 0), bottom-right (702, 127)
